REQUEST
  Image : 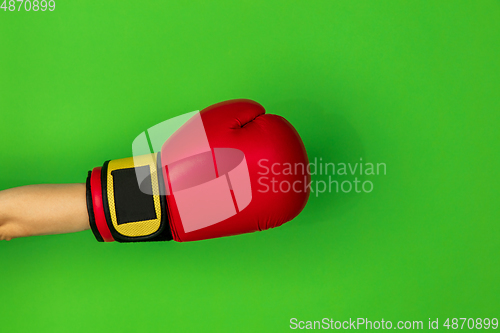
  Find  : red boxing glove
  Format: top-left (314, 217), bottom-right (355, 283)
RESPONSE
top-left (86, 99), bottom-right (310, 243)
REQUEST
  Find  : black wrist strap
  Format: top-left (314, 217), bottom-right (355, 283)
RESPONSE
top-left (93, 153), bottom-right (172, 243)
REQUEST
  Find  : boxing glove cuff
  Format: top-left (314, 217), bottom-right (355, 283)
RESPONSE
top-left (86, 153), bottom-right (173, 243)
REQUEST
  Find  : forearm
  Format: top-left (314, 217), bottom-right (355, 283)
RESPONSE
top-left (0, 184), bottom-right (90, 241)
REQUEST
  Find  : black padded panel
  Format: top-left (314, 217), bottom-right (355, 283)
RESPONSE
top-left (112, 166), bottom-right (157, 225)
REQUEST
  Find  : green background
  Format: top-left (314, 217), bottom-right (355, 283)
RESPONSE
top-left (1, 1), bottom-right (499, 332)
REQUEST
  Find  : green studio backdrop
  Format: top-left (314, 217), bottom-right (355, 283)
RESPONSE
top-left (1, 1), bottom-right (499, 332)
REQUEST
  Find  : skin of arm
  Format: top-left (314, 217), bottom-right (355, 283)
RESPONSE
top-left (0, 184), bottom-right (90, 241)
